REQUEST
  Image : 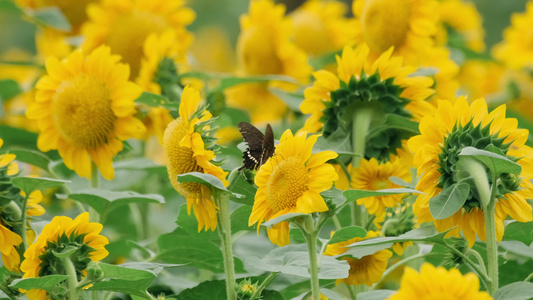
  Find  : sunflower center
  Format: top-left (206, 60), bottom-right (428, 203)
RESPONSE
top-left (265, 157), bottom-right (309, 213)
top-left (52, 74), bottom-right (116, 149)
top-left (438, 120), bottom-right (517, 211)
top-left (371, 178), bottom-right (391, 190)
top-left (237, 27), bottom-right (283, 75)
top-left (345, 255), bottom-right (372, 274)
top-left (106, 10), bottom-right (167, 79)
top-left (360, 0), bottom-right (412, 53)
top-left (164, 118), bottom-right (205, 197)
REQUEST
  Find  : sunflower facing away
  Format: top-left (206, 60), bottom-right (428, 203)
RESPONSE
top-left (324, 230), bottom-right (392, 286)
top-left (163, 86), bottom-right (228, 232)
top-left (20, 212), bottom-right (109, 300)
top-left (26, 45), bottom-right (146, 180)
top-left (408, 97), bottom-right (533, 246)
top-left (388, 263), bottom-right (492, 300)
top-left (248, 130), bottom-right (338, 247)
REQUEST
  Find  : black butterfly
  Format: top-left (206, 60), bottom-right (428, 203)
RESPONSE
top-left (238, 122), bottom-right (275, 171)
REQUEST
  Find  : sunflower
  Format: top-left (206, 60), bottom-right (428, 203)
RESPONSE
top-left (324, 230), bottom-right (392, 286)
top-left (225, 0), bottom-right (312, 123)
top-left (82, 0), bottom-right (195, 80)
top-left (300, 44), bottom-right (434, 160)
top-left (388, 263), bottom-right (492, 300)
top-left (351, 157), bottom-right (411, 218)
top-left (26, 45), bottom-right (146, 180)
top-left (163, 86), bottom-right (228, 232)
top-left (190, 26), bottom-right (236, 73)
top-left (0, 138), bottom-right (19, 176)
top-left (20, 212), bottom-right (109, 300)
top-left (408, 97), bottom-right (533, 247)
top-left (352, 0), bottom-right (438, 63)
top-left (22, 190), bottom-right (46, 217)
top-left (0, 223), bottom-right (22, 272)
top-left (290, 0), bottom-right (357, 56)
top-left (436, 0), bottom-right (485, 52)
top-left (492, 2), bottom-right (533, 70)
top-left (249, 130), bottom-right (338, 247)
top-left (458, 60), bottom-right (505, 100)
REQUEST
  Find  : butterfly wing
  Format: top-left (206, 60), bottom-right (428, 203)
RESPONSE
top-left (238, 122), bottom-right (265, 170)
top-left (260, 124), bottom-right (275, 165)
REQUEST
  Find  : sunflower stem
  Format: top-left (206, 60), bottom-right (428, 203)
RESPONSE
top-left (216, 192), bottom-right (237, 300)
top-left (20, 194), bottom-right (29, 252)
top-left (442, 242), bottom-right (491, 289)
top-left (249, 272), bottom-right (279, 300)
top-left (524, 271), bottom-right (533, 282)
top-left (89, 163), bottom-right (100, 223)
top-left (463, 158), bottom-right (498, 295)
top-left (61, 257), bottom-right (79, 300)
top-left (304, 216), bottom-right (320, 300)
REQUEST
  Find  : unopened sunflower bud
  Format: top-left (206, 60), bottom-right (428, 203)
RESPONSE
top-left (236, 278), bottom-right (258, 299)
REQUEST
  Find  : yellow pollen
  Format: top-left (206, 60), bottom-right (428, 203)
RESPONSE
top-left (238, 27), bottom-right (283, 75)
top-left (106, 10), bottom-right (167, 79)
top-left (164, 118), bottom-right (204, 197)
top-left (360, 0), bottom-right (412, 53)
top-left (52, 74), bottom-right (115, 149)
top-left (265, 157), bottom-right (309, 213)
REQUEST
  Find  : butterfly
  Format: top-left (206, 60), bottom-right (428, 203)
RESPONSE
top-left (238, 122), bottom-right (275, 171)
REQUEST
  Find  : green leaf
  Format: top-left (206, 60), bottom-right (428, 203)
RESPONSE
top-left (429, 182), bottom-right (470, 220)
top-left (328, 226), bottom-right (367, 245)
top-left (503, 221), bottom-right (533, 246)
top-left (0, 79), bottom-right (22, 101)
top-left (8, 149), bottom-right (51, 172)
top-left (366, 114), bottom-right (420, 139)
top-left (358, 290), bottom-right (397, 300)
top-left (176, 204), bottom-right (218, 241)
top-left (280, 279), bottom-right (336, 300)
top-left (88, 263), bottom-right (156, 299)
top-left (52, 245), bottom-right (78, 258)
top-left (231, 205), bottom-right (253, 234)
top-left (494, 282), bottom-right (533, 300)
top-left (176, 280), bottom-right (227, 300)
top-left (135, 91), bottom-right (178, 111)
top-left (177, 172), bottom-right (229, 197)
top-left (459, 146), bottom-right (522, 175)
top-left (268, 88), bottom-right (303, 111)
top-left (10, 275), bottom-right (68, 292)
top-left (0, 0), bottom-right (23, 15)
top-left (246, 245), bottom-right (350, 279)
top-left (313, 127), bottom-right (353, 155)
top-left (309, 49), bottom-right (341, 70)
top-left (118, 262), bottom-right (184, 276)
top-left (228, 172), bottom-right (257, 206)
top-left (67, 189), bottom-right (164, 222)
top-left (341, 223), bottom-right (450, 258)
top-left (157, 228), bottom-right (245, 273)
top-left (0, 125), bottom-right (39, 151)
top-left (32, 7), bottom-right (71, 32)
top-left (343, 188), bottom-right (420, 205)
top-left (11, 177), bottom-right (70, 195)
top-left (262, 213), bottom-right (307, 228)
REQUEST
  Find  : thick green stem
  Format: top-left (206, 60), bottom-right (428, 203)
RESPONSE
top-left (466, 248), bottom-right (488, 276)
top-left (20, 194), bottom-right (29, 252)
top-left (89, 163), bottom-right (100, 223)
top-left (217, 193), bottom-right (236, 300)
top-left (61, 257), bottom-right (79, 300)
top-left (249, 272), bottom-right (279, 300)
top-left (304, 216), bottom-right (320, 300)
top-left (463, 158), bottom-right (498, 295)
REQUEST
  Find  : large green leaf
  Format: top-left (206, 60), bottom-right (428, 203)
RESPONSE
top-left (0, 125), bottom-right (39, 151)
top-left (358, 290), bottom-right (397, 300)
top-left (67, 189), bottom-right (164, 222)
top-left (245, 245), bottom-right (350, 279)
top-left (328, 226), bottom-right (367, 245)
top-left (429, 182), bottom-right (470, 220)
top-left (0, 79), bottom-right (22, 101)
top-left (177, 172), bottom-right (229, 198)
top-left (135, 91), bottom-right (178, 111)
top-left (8, 149), bottom-right (51, 172)
top-left (32, 7), bottom-right (71, 32)
top-left (494, 282), bottom-right (533, 300)
top-left (313, 127), bottom-right (353, 156)
top-left (269, 88), bottom-right (303, 111)
top-left (341, 223), bottom-right (450, 258)
top-left (231, 205), bottom-right (253, 234)
top-left (459, 147), bottom-right (522, 176)
top-left (88, 263), bottom-right (157, 299)
top-left (11, 177), bottom-right (70, 195)
top-left (262, 213), bottom-right (307, 228)
top-left (228, 172), bottom-right (257, 206)
top-left (175, 204), bottom-right (218, 241)
top-left (343, 188), bottom-right (420, 205)
top-left (10, 275), bottom-right (68, 292)
top-left (503, 221), bottom-right (533, 246)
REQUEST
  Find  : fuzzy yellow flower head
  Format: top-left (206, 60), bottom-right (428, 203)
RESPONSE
top-left (82, 0), bottom-right (195, 80)
top-left (27, 45), bottom-right (146, 180)
top-left (324, 230), bottom-right (392, 286)
top-left (408, 97), bottom-right (533, 247)
top-left (291, 0), bottom-right (357, 56)
top-left (388, 263), bottom-right (492, 300)
top-left (163, 86), bottom-right (228, 232)
top-left (249, 130), bottom-right (338, 247)
top-left (300, 44), bottom-right (434, 161)
top-left (20, 212), bottom-right (109, 300)
top-left (493, 2), bottom-right (533, 70)
top-left (352, 0), bottom-right (438, 61)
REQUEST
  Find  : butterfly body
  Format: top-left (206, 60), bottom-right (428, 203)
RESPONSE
top-left (238, 122), bottom-right (275, 170)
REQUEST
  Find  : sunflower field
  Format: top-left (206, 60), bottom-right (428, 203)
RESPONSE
top-left (1, 0), bottom-right (533, 299)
